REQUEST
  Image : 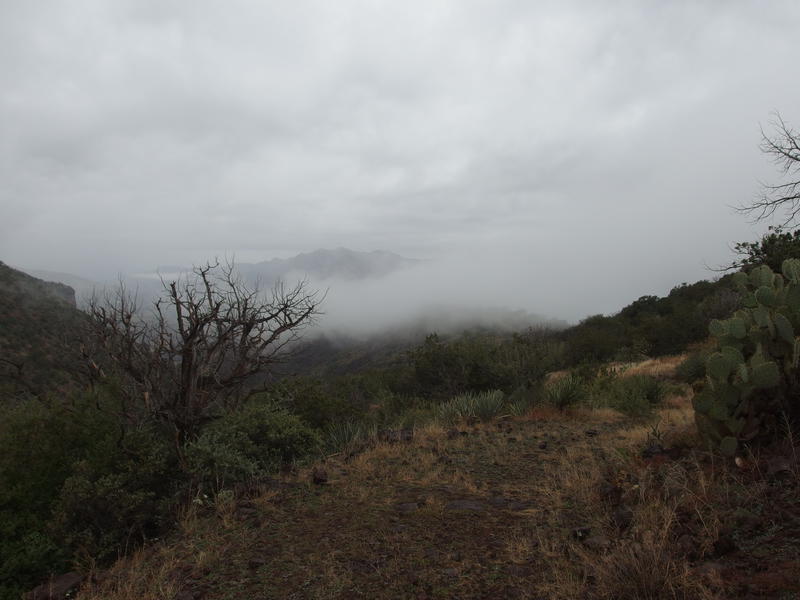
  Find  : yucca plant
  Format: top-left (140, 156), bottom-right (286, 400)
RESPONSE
top-left (436, 394), bottom-right (474, 425)
top-left (325, 420), bottom-right (375, 452)
top-left (436, 390), bottom-right (506, 424)
top-left (471, 390), bottom-right (506, 421)
top-left (545, 374), bottom-right (585, 411)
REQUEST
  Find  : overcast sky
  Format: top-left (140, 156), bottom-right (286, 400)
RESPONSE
top-left (2, 1), bottom-right (800, 320)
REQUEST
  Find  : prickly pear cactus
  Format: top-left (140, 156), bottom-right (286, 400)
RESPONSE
top-left (694, 260), bottom-right (800, 455)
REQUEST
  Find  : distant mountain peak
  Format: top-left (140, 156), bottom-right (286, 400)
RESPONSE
top-left (243, 248), bottom-right (419, 283)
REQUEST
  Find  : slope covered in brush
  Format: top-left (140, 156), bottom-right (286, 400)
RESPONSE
top-left (0, 261), bottom-right (85, 394)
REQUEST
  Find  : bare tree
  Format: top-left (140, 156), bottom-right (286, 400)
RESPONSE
top-left (741, 113), bottom-right (800, 224)
top-left (86, 260), bottom-right (322, 443)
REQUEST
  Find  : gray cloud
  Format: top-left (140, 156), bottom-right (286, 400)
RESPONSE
top-left (2, 0), bottom-right (800, 320)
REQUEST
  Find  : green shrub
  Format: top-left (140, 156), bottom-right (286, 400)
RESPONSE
top-left (51, 426), bottom-right (178, 563)
top-left (270, 378), bottom-right (358, 429)
top-left (590, 374), bottom-right (664, 418)
top-left (544, 375), bottom-right (585, 411)
top-left (607, 381), bottom-right (658, 418)
top-left (0, 394), bottom-right (112, 597)
top-left (675, 352), bottom-right (707, 383)
top-left (0, 391), bottom-right (182, 596)
top-left (186, 402), bottom-right (321, 487)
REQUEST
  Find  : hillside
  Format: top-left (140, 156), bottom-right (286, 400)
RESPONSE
top-left (0, 262), bottom-right (85, 395)
top-left (4, 263), bottom-right (799, 600)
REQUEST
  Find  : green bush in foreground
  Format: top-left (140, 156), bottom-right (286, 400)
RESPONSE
top-left (0, 391), bottom-right (180, 598)
top-left (52, 427), bottom-right (178, 563)
top-left (186, 402), bottom-right (321, 488)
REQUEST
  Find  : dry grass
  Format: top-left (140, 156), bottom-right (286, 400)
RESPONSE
top-left (613, 354), bottom-right (686, 379)
top-left (79, 379), bottom-right (800, 600)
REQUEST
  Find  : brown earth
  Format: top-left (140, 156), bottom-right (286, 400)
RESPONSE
top-left (80, 395), bottom-right (800, 600)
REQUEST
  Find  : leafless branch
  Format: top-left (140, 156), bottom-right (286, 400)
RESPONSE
top-left (740, 112), bottom-right (800, 225)
top-left (84, 260), bottom-right (323, 441)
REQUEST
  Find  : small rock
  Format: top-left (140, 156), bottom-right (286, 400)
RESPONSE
top-left (445, 499), bottom-right (486, 512)
top-left (312, 467), bottom-right (328, 485)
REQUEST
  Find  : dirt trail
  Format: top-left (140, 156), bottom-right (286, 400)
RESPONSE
top-left (82, 402), bottom-right (800, 600)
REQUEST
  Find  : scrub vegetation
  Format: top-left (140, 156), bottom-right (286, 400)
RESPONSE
top-left (2, 239), bottom-right (800, 599)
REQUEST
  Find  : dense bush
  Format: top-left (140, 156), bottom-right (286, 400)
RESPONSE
top-left (675, 351), bottom-right (708, 383)
top-left (52, 427), bottom-right (179, 563)
top-left (728, 226), bottom-right (800, 273)
top-left (0, 400), bottom-right (73, 598)
top-left (589, 373), bottom-right (665, 417)
top-left (272, 377), bottom-right (359, 429)
top-left (408, 332), bottom-right (558, 400)
top-left (608, 375), bottom-right (665, 417)
top-left (0, 391), bottom-right (322, 598)
top-left (186, 402), bottom-right (321, 488)
top-left (561, 278), bottom-right (737, 363)
top-left (0, 391), bottom-right (180, 598)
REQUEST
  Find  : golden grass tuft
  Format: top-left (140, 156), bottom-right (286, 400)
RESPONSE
top-left (616, 354), bottom-right (687, 379)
